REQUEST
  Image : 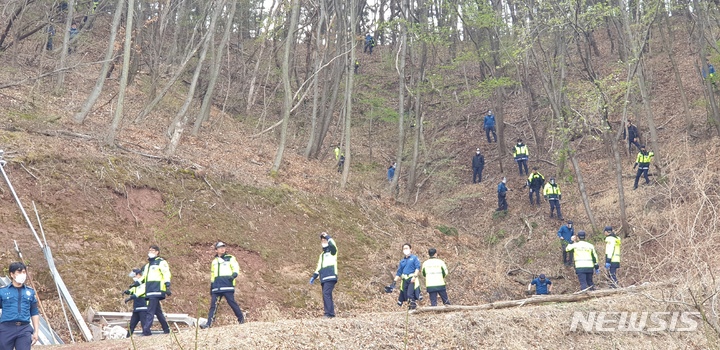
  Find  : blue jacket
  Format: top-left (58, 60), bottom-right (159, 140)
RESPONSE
top-left (387, 166), bottom-right (395, 182)
top-left (498, 182), bottom-right (508, 195)
top-left (531, 278), bottom-right (551, 295)
top-left (396, 255), bottom-right (421, 278)
top-left (0, 284), bottom-right (39, 323)
top-left (484, 114), bottom-right (495, 129)
top-left (365, 34), bottom-right (374, 44)
top-left (557, 225), bottom-right (574, 243)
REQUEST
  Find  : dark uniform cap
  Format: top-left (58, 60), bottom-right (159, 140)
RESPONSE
top-left (214, 242), bottom-right (226, 249)
top-left (577, 231), bottom-right (586, 239)
top-left (539, 274), bottom-right (546, 280)
top-left (604, 226), bottom-right (613, 232)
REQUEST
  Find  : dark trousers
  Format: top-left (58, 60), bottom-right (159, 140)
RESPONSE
top-left (128, 311), bottom-right (146, 336)
top-left (472, 167), bottom-right (483, 183)
top-left (428, 289), bottom-right (450, 306)
top-left (560, 240), bottom-right (573, 265)
top-left (0, 323), bottom-right (32, 350)
top-left (142, 298), bottom-right (169, 336)
top-left (207, 292), bottom-right (244, 326)
top-left (364, 42), bottom-right (373, 54)
top-left (608, 266), bottom-right (619, 287)
top-left (485, 126), bottom-right (497, 143)
top-left (634, 167), bottom-right (649, 188)
top-left (628, 139), bottom-right (641, 154)
top-left (517, 159), bottom-right (528, 175)
top-left (528, 188), bottom-right (541, 205)
top-left (549, 199), bottom-right (562, 218)
top-left (321, 281), bottom-right (336, 317)
top-left (497, 193), bottom-right (508, 211)
top-left (577, 271), bottom-right (595, 291)
top-left (398, 278), bottom-right (419, 308)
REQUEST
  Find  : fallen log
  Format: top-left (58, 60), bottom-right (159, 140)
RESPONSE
top-left (411, 282), bottom-right (672, 314)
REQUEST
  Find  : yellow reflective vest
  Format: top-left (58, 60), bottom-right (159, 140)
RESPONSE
top-left (513, 144), bottom-right (529, 159)
top-left (543, 183), bottom-right (561, 200)
top-left (566, 241), bottom-right (598, 271)
top-left (128, 282), bottom-right (148, 312)
top-left (605, 235), bottom-right (621, 266)
top-left (142, 257), bottom-right (171, 298)
top-left (210, 254), bottom-right (241, 293)
top-left (314, 238), bottom-right (338, 282)
top-left (421, 258), bottom-right (448, 292)
top-left (636, 151), bottom-right (654, 167)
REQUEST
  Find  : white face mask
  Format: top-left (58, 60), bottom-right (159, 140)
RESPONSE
top-left (148, 253), bottom-right (157, 259)
top-left (13, 273), bottom-right (27, 284)
top-left (403, 249), bottom-right (411, 256)
top-left (321, 242), bottom-right (329, 248)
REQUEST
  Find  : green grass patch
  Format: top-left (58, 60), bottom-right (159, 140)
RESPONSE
top-left (436, 225), bottom-right (458, 237)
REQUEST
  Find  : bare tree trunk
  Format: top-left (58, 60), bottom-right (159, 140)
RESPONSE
top-left (635, 62), bottom-right (662, 177)
top-left (106, 0), bottom-right (134, 146)
top-left (570, 152), bottom-right (598, 232)
top-left (271, 0), bottom-right (300, 173)
top-left (606, 132), bottom-right (630, 237)
top-left (166, 0), bottom-right (222, 156)
top-left (74, 0), bottom-right (125, 124)
top-left (341, 0), bottom-right (357, 190)
top-left (56, 0), bottom-right (76, 92)
top-left (390, 0), bottom-right (408, 199)
top-left (247, 0), bottom-right (278, 113)
top-left (304, 0), bottom-right (327, 159)
top-left (406, 0), bottom-right (428, 202)
top-left (192, 0), bottom-right (237, 135)
top-left (658, 9), bottom-right (691, 131)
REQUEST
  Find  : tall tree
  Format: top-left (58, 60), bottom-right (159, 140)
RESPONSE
top-left (106, 0), bottom-right (135, 146)
top-left (56, 0), bottom-right (77, 92)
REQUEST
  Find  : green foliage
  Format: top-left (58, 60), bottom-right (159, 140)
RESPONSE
top-left (485, 229), bottom-right (506, 245)
top-left (492, 210), bottom-right (507, 220)
top-left (468, 77), bottom-right (519, 99)
top-left (436, 225), bottom-right (459, 237)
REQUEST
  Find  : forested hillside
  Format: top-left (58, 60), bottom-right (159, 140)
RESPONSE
top-left (0, 0), bottom-right (719, 348)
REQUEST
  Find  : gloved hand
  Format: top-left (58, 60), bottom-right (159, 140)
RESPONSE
top-left (131, 281), bottom-right (141, 287)
top-left (123, 289), bottom-right (131, 295)
top-left (559, 195), bottom-right (562, 200)
top-left (633, 163), bottom-right (638, 169)
top-left (232, 272), bottom-right (238, 279)
top-left (309, 276), bottom-right (316, 285)
top-left (595, 269), bottom-right (600, 275)
top-left (605, 263), bottom-right (611, 269)
top-left (165, 283), bottom-right (172, 296)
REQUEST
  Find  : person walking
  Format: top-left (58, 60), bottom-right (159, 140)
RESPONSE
top-left (309, 232), bottom-right (338, 318)
top-left (393, 244), bottom-right (421, 310)
top-left (557, 220), bottom-right (574, 266)
top-left (123, 269), bottom-right (148, 337)
top-left (543, 177), bottom-right (562, 219)
top-left (483, 110), bottom-right (497, 143)
top-left (604, 226), bottom-right (621, 288)
top-left (201, 242), bottom-right (245, 328)
top-left (624, 120), bottom-right (642, 154)
top-left (421, 248), bottom-right (450, 306)
top-left (513, 139), bottom-right (529, 176)
top-left (0, 262), bottom-right (39, 350)
top-left (566, 231), bottom-right (599, 291)
top-left (496, 177), bottom-right (510, 211)
top-left (527, 274), bottom-right (552, 295)
top-left (354, 59), bottom-right (360, 74)
top-left (364, 34), bottom-right (375, 54)
top-left (633, 145), bottom-right (654, 189)
top-left (526, 168), bottom-right (545, 206)
top-left (141, 245), bottom-right (171, 336)
top-left (472, 148), bottom-right (485, 184)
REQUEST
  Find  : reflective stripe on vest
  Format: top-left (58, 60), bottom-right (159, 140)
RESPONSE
top-left (605, 236), bottom-right (621, 263)
top-left (568, 241), bottom-right (597, 268)
top-left (422, 258), bottom-right (447, 288)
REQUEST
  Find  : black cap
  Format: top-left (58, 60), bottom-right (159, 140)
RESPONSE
top-left (640, 145), bottom-right (646, 149)
top-left (604, 226), bottom-right (612, 232)
top-left (428, 248), bottom-right (437, 257)
top-left (577, 231), bottom-right (586, 239)
top-left (567, 220), bottom-right (573, 225)
top-left (214, 242), bottom-right (226, 249)
top-left (539, 274), bottom-right (546, 280)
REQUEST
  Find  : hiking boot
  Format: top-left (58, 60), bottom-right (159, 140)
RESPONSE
top-left (409, 301), bottom-right (417, 310)
top-left (397, 301), bottom-right (403, 307)
top-left (200, 324), bottom-right (210, 329)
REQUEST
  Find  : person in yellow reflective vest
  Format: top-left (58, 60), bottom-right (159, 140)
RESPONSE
top-left (633, 145), bottom-right (654, 189)
top-left (604, 226), bottom-right (621, 288)
top-left (123, 268), bottom-right (148, 337)
top-left (513, 138), bottom-right (529, 176)
top-left (141, 245), bottom-right (171, 336)
top-left (565, 231), bottom-right (599, 291)
top-left (334, 145), bottom-right (341, 161)
top-left (310, 232), bottom-right (338, 318)
top-left (201, 242), bottom-right (244, 328)
top-left (526, 168), bottom-right (545, 206)
top-left (421, 248), bottom-right (450, 306)
top-left (543, 177), bottom-right (563, 220)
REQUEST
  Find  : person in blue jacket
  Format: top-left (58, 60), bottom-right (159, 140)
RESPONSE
top-left (496, 177), bottom-right (511, 211)
top-left (387, 162), bottom-right (396, 183)
top-left (364, 34), bottom-right (375, 54)
top-left (393, 243), bottom-right (421, 310)
top-left (0, 262), bottom-right (40, 350)
top-left (483, 110), bottom-right (497, 143)
top-left (528, 274), bottom-right (552, 295)
top-left (557, 220), bottom-right (574, 266)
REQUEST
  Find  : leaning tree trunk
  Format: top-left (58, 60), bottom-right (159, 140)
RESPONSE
top-left (192, 0), bottom-right (237, 135)
top-left (166, 0), bottom-right (222, 156)
top-left (74, 0), bottom-right (125, 124)
top-left (56, 0), bottom-right (76, 92)
top-left (570, 151), bottom-right (598, 232)
top-left (271, 0), bottom-right (301, 173)
top-left (106, 0), bottom-right (134, 146)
